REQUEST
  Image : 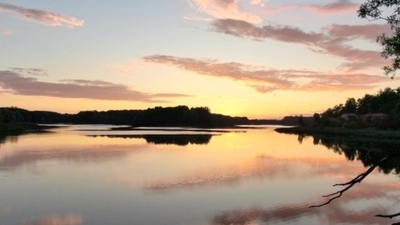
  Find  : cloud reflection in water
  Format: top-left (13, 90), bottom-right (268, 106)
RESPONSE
top-left (210, 180), bottom-right (400, 225)
top-left (20, 214), bottom-right (82, 225)
top-left (143, 155), bottom-right (366, 191)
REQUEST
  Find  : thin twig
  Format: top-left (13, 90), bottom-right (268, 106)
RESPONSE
top-left (310, 155), bottom-right (394, 208)
top-left (376, 212), bottom-right (400, 219)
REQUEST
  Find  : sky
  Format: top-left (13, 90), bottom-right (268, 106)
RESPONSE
top-left (0, 0), bottom-right (398, 119)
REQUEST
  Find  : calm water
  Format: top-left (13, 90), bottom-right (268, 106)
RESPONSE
top-left (0, 125), bottom-right (399, 225)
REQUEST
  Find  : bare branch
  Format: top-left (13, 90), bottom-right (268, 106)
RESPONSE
top-left (376, 212), bottom-right (400, 219)
top-left (310, 155), bottom-right (394, 208)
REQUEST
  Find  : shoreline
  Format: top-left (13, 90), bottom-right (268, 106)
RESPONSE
top-left (275, 126), bottom-right (400, 140)
top-left (0, 123), bottom-right (58, 135)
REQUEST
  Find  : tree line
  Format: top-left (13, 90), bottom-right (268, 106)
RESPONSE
top-left (0, 106), bottom-right (250, 128)
top-left (314, 87), bottom-right (400, 129)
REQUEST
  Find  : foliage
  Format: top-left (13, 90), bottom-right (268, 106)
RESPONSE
top-left (298, 115), bottom-right (305, 126)
top-left (0, 106), bottom-right (249, 128)
top-left (317, 87), bottom-right (400, 129)
top-left (358, 0), bottom-right (400, 76)
top-left (275, 126), bottom-right (400, 140)
top-left (313, 113), bottom-right (321, 124)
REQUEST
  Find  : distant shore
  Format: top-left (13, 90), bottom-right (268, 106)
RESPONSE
top-left (275, 126), bottom-right (400, 140)
top-left (0, 123), bottom-right (57, 135)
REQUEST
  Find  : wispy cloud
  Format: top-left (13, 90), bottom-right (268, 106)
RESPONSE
top-left (265, 0), bottom-right (359, 15)
top-left (10, 67), bottom-right (48, 76)
top-left (250, 0), bottom-right (265, 6)
top-left (143, 55), bottom-right (387, 93)
top-left (187, 0), bottom-right (262, 23)
top-left (0, 70), bottom-right (191, 102)
top-left (325, 24), bottom-right (391, 41)
top-left (300, 0), bottom-right (359, 15)
top-left (210, 19), bottom-right (388, 72)
top-left (0, 3), bottom-right (84, 28)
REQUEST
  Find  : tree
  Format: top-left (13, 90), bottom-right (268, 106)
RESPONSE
top-left (297, 115), bottom-right (305, 126)
top-left (313, 113), bottom-right (320, 125)
top-left (358, 1), bottom-right (400, 76)
top-left (342, 98), bottom-right (358, 113)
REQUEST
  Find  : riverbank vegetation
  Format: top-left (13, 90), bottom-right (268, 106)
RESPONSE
top-left (277, 87), bottom-right (400, 138)
top-left (0, 123), bottom-right (56, 142)
top-left (0, 106), bottom-right (250, 128)
top-left (0, 105), bottom-right (310, 128)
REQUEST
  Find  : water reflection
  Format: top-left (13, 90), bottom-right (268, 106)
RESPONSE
top-left (0, 134), bottom-right (18, 144)
top-left (210, 177), bottom-right (400, 225)
top-left (0, 132), bottom-right (150, 170)
top-left (87, 134), bottom-right (213, 146)
top-left (21, 214), bottom-right (82, 225)
top-left (297, 134), bottom-right (400, 175)
top-left (1, 125), bottom-right (400, 225)
top-left (143, 152), bottom-right (383, 193)
top-left (211, 204), bottom-right (383, 225)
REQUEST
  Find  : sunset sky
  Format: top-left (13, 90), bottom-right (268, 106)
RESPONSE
top-left (0, 0), bottom-right (398, 119)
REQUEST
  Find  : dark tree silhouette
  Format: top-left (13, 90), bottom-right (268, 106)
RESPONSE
top-left (0, 106), bottom-right (250, 128)
top-left (358, 0), bottom-right (400, 76)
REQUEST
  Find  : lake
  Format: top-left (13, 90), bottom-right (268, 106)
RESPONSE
top-left (0, 125), bottom-right (399, 225)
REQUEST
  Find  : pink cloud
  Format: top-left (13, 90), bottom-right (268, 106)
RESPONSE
top-left (143, 55), bottom-right (388, 93)
top-left (301, 0), bottom-right (359, 15)
top-left (211, 18), bottom-right (326, 44)
top-left (265, 0), bottom-right (359, 15)
top-left (326, 24), bottom-right (392, 41)
top-left (187, 0), bottom-right (262, 23)
top-left (0, 70), bottom-right (191, 102)
top-left (0, 3), bottom-right (84, 28)
top-left (210, 19), bottom-right (388, 72)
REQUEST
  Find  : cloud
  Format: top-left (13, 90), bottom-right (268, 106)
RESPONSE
top-left (0, 3), bottom-right (84, 28)
top-left (10, 68), bottom-right (48, 76)
top-left (325, 24), bottom-right (392, 41)
top-left (210, 19), bottom-right (388, 72)
top-left (250, 0), bottom-right (264, 6)
top-left (0, 70), bottom-right (191, 102)
top-left (21, 214), bottom-right (82, 225)
top-left (265, 0), bottom-right (359, 15)
top-left (143, 55), bottom-right (388, 93)
top-left (187, 0), bottom-right (262, 23)
top-left (300, 0), bottom-right (359, 15)
top-left (211, 18), bottom-right (326, 43)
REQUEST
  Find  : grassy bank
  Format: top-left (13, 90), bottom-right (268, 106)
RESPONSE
top-left (275, 126), bottom-right (400, 140)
